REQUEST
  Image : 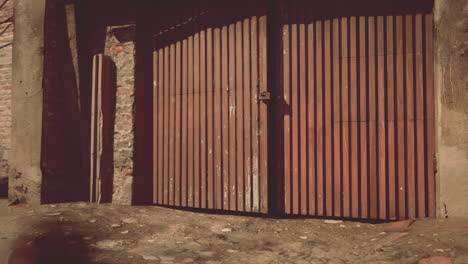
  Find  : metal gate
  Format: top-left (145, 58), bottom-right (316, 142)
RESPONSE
top-left (152, 2), bottom-right (269, 213)
top-left (152, 0), bottom-right (436, 220)
top-left (279, 0), bottom-right (435, 220)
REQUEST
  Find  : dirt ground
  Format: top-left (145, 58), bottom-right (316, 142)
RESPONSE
top-left (0, 199), bottom-right (467, 264)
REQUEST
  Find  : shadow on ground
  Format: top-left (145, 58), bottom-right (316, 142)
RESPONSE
top-left (8, 218), bottom-right (97, 264)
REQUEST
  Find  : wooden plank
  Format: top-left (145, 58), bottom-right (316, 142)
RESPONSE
top-left (315, 20), bottom-right (324, 216)
top-left (153, 52), bottom-right (158, 203)
top-left (395, 15), bottom-right (406, 220)
top-left (214, 27), bottom-right (222, 210)
top-left (181, 39), bottom-right (188, 207)
top-left (307, 21), bottom-right (316, 216)
top-left (200, 29), bottom-right (208, 209)
top-left (425, 14), bottom-right (435, 217)
top-left (324, 19), bottom-right (333, 216)
top-left (158, 50), bottom-right (165, 204)
top-left (169, 43), bottom-right (175, 206)
top-left (259, 15), bottom-right (268, 213)
top-left (163, 46), bottom-right (170, 204)
top-left (405, 14), bottom-right (416, 219)
top-left (332, 18), bottom-right (341, 217)
top-left (349, 16), bottom-right (359, 218)
top-left (207, 27), bottom-right (214, 209)
top-left (359, 16), bottom-right (368, 218)
top-left (250, 16), bottom-right (260, 212)
top-left (236, 21), bottom-right (245, 211)
top-left (90, 55), bottom-right (97, 202)
top-left (414, 14), bottom-right (426, 218)
top-left (194, 30), bottom-right (201, 208)
top-left (243, 18), bottom-right (252, 212)
top-left (283, 22), bottom-right (291, 214)
top-left (188, 34), bottom-right (195, 207)
top-left (368, 16), bottom-right (378, 219)
top-left (299, 13), bottom-right (308, 216)
top-left (221, 25), bottom-right (229, 210)
top-left (290, 12), bottom-right (299, 215)
top-left (228, 23), bottom-right (237, 211)
top-left (340, 17), bottom-right (350, 218)
top-left (175, 41), bottom-right (182, 206)
top-left (376, 16), bottom-right (387, 219)
top-left (386, 15), bottom-right (396, 220)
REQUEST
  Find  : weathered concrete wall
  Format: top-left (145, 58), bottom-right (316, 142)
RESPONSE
top-left (104, 25), bottom-right (136, 205)
top-left (0, 0), bottom-right (13, 185)
top-left (9, 0), bottom-right (46, 203)
top-left (434, 0), bottom-right (468, 218)
top-left (10, 0), bottom-right (85, 204)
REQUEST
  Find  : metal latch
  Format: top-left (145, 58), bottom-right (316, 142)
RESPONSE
top-left (259, 91), bottom-right (271, 101)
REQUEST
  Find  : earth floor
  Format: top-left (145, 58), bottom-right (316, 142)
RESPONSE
top-left (0, 199), bottom-right (467, 264)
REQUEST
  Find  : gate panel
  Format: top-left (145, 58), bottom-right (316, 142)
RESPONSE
top-left (153, 3), bottom-right (269, 213)
top-left (280, 0), bottom-right (435, 220)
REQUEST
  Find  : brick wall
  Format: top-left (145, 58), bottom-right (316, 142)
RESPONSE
top-left (0, 0), bottom-right (13, 182)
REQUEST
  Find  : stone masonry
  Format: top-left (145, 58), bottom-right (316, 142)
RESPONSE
top-left (104, 25), bottom-right (136, 205)
top-left (0, 0), bottom-right (13, 183)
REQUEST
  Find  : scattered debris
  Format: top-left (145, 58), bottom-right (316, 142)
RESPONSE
top-left (199, 251), bottom-right (215, 257)
top-left (141, 255), bottom-right (159, 261)
top-left (122, 218), bottom-right (138, 224)
top-left (93, 240), bottom-right (136, 251)
top-left (121, 230), bottom-right (129, 234)
top-left (324, 220), bottom-right (343, 224)
top-left (89, 219), bottom-right (97, 223)
top-left (387, 232), bottom-right (409, 242)
top-left (44, 212), bottom-right (61, 216)
top-left (339, 224), bottom-right (346, 228)
top-left (221, 228), bottom-right (232, 233)
top-left (111, 223), bottom-right (122, 228)
top-left (7, 199), bottom-right (19, 207)
top-left (159, 255), bottom-right (176, 261)
top-left (299, 236), bottom-right (308, 240)
top-left (386, 219), bottom-right (415, 231)
top-left (227, 249), bottom-right (239, 253)
top-left (436, 227), bottom-right (468, 232)
top-left (418, 256), bottom-right (452, 264)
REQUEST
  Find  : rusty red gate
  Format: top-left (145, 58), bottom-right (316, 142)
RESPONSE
top-left (278, 0), bottom-right (436, 220)
top-left (152, 2), bottom-right (270, 213)
top-left (152, 0), bottom-right (436, 220)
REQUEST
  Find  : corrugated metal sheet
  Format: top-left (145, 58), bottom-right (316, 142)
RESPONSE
top-left (280, 0), bottom-right (435, 220)
top-left (152, 4), bottom-right (269, 213)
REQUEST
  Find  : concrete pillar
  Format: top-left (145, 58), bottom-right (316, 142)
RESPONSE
top-left (9, 0), bottom-right (47, 204)
top-left (434, 0), bottom-right (468, 218)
